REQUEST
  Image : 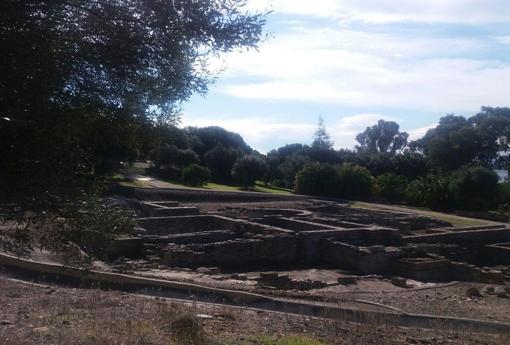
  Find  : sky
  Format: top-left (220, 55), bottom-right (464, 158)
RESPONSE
top-left (181, 0), bottom-right (510, 153)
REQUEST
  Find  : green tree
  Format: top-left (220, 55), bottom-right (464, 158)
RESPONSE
top-left (356, 120), bottom-right (409, 154)
top-left (204, 144), bottom-right (240, 182)
top-left (176, 149), bottom-right (200, 168)
top-left (373, 173), bottom-right (408, 203)
top-left (181, 164), bottom-right (211, 186)
top-left (451, 166), bottom-right (499, 211)
top-left (405, 174), bottom-right (456, 211)
top-left (412, 115), bottom-right (481, 170)
top-left (0, 0), bottom-right (265, 256)
top-left (337, 163), bottom-right (374, 200)
top-left (231, 155), bottom-right (269, 187)
top-left (294, 164), bottom-right (341, 197)
top-left (410, 109), bottom-right (510, 171)
top-left (185, 126), bottom-right (252, 156)
top-left (312, 116), bottom-right (334, 150)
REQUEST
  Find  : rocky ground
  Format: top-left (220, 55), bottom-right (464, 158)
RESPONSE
top-left (130, 266), bottom-right (510, 323)
top-left (1, 275), bottom-right (509, 345)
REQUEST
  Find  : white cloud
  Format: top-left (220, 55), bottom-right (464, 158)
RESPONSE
top-left (247, 0), bottom-right (510, 24)
top-left (213, 26), bottom-right (510, 111)
top-left (408, 123), bottom-right (437, 140)
top-left (187, 0), bottom-right (510, 152)
top-left (182, 116), bottom-right (314, 152)
top-left (496, 36), bottom-right (510, 45)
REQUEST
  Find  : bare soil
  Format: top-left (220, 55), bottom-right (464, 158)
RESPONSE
top-left (1, 275), bottom-right (509, 345)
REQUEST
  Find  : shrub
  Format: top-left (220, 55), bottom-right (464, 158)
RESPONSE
top-left (176, 149), bottom-right (200, 167)
top-left (294, 163), bottom-right (341, 197)
top-left (181, 164), bottom-right (211, 186)
top-left (337, 163), bottom-right (374, 200)
top-left (150, 145), bottom-right (199, 169)
top-left (150, 144), bottom-right (179, 168)
top-left (231, 155), bottom-right (269, 187)
top-left (451, 166), bottom-right (499, 211)
top-left (373, 173), bottom-right (407, 203)
top-left (498, 182), bottom-right (510, 205)
top-left (405, 174), bottom-right (456, 211)
top-left (170, 313), bottom-right (205, 345)
top-left (278, 154), bottom-right (307, 189)
top-left (203, 144), bottom-right (239, 182)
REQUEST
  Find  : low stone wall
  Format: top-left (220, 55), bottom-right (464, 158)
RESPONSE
top-left (404, 228), bottom-right (510, 244)
top-left (485, 243), bottom-right (510, 265)
top-left (150, 207), bottom-right (200, 217)
top-left (136, 215), bottom-right (241, 235)
top-left (137, 215), bottom-right (292, 237)
top-left (319, 239), bottom-right (402, 274)
top-left (107, 237), bottom-right (143, 260)
top-left (252, 216), bottom-right (337, 232)
top-left (449, 261), bottom-right (505, 284)
top-left (162, 234), bottom-right (297, 267)
top-left (225, 208), bottom-right (312, 219)
top-left (144, 230), bottom-right (236, 245)
top-left (308, 217), bottom-right (368, 229)
top-left (394, 257), bottom-right (453, 281)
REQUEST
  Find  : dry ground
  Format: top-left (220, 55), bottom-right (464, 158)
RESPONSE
top-left (1, 275), bottom-right (509, 345)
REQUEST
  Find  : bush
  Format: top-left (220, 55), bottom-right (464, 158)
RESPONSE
top-left (170, 313), bottom-right (205, 345)
top-left (176, 149), bottom-right (200, 167)
top-left (294, 163), bottom-right (341, 197)
top-left (278, 154), bottom-right (307, 189)
top-left (150, 144), bottom-right (179, 168)
top-left (181, 164), bottom-right (211, 186)
top-left (150, 145), bottom-right (199, 169)
top-left (405, 174), bottom-right (455, 211)
top-left (203, 144), bottom-right (239, 182)
top-left (231, 155), bottom-right (269, 186)
top-left (337, 163), bottom-right (374, 199)
top-left (373, 173), bottom-right (407, 203)
top-left (451, 166), bottom-right (499, 211)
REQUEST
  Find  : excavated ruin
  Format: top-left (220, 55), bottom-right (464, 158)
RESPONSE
top-left (108, 198), bottom-right (510, 286)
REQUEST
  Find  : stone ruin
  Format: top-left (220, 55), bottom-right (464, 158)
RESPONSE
top-left (109, 200), bottom-right (510, 286)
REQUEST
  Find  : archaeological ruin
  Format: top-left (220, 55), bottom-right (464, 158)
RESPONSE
top-left (107, 191), bottom-right (510, 289)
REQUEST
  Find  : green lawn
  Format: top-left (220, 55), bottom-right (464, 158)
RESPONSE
top-left (351, 201), bottom-right (496, 227)
top-left (184, 180), bottom-right (294, 195)
top-left (119, 180), bottom-right (155, 189)
top-left (119, 174), bottom-right (294, 195)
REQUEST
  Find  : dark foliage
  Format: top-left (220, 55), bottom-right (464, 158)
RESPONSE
top-left (294, 164), bottom-right (341, 197)
top-left (204, 144), bottom-right (240, 182)
top-left (337, 163), bottom-right (374, 200)
top-left (451, 166), bottom-right (499, 211)
top-left (184, 126), bottom-right (252, 156)
top-left (0, 0), bottom-right (265, 257)
top-left (231, 155), bottom-right (269, 187)
top-left (356, 120), bottom-right (409, 154)
top-left (181, 164), bottom-right (211, 187)
top-left (373, 173), bottom-right (408, 203)
top-left (294, 163), bottom-right (373, 200)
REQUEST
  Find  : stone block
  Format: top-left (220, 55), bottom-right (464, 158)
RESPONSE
top-left (391, 277), bottom-right (408, 288)
top-left (337, 276), bottom-right (357, 285)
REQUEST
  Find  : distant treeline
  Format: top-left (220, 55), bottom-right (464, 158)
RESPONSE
top-left (144, 107), bottom-right (510, 214)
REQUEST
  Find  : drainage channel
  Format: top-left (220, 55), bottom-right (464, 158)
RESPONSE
top-left (1, 253), bottom-right (510, 335)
